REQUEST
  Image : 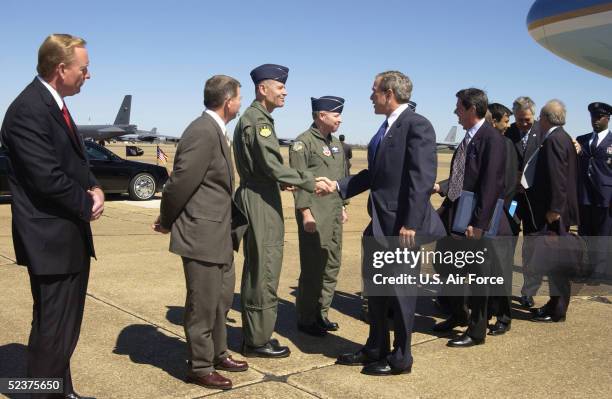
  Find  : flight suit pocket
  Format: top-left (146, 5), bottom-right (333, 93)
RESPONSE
top-left (311, 153), bottom-right (330, 169)
top-left (262, 244), bottom-right (282, 308)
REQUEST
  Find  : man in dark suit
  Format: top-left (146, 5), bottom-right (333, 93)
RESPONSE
top-left (485, 103), bottom-right (519, 336)
top-left (318, 71), bottom-right (443, 375)
top-left (525, 100), bottom-right (579, 322)
top-left (0, 34), bottom-right (104, 399)
top-left (505, 96), bottom-right (545, 308)
top-left (153, 75), bottom-right (248, 390)
top-left (575, 102), bottom-right (612, 282)
top-left (432, 88), bottom-right (508, 347)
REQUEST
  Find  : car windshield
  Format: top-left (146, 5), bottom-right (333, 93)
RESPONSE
top-left (85, 144), bottom-right (112, 160)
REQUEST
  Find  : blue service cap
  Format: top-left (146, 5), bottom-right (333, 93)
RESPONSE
top-left (408, 100), bottom-right (417, 111)
top-left (250, 64), bottom-right (289, 84)
top-left (311, 96), bottom-right (345, 113)
top-left (588, 102), bottom-right (611, 117)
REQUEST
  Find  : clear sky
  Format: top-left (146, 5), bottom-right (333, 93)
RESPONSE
top-left (1, 0), bottom-right (610, 144)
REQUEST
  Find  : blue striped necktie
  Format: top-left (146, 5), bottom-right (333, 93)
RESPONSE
top-left (368, 119), bottom-right (388, 168)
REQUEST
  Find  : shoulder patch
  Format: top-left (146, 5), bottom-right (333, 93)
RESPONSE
top-left (259, 125), bottom-right (272, 138)
top-left (291, 141), bottom-right (304, 152)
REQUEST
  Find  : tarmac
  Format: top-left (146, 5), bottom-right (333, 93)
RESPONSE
top-left (1, 145), bottom-right (611, 398)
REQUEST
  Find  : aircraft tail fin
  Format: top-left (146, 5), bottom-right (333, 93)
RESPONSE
top-left (444, 126), bottom-right (457, 143)
top-left (113, 95), bottom-right (132, 125)
top-left (151, 127), bottom-right (157, 134)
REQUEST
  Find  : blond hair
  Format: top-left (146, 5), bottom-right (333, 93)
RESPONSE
top-left (37, 34), bottom-right (87, 79)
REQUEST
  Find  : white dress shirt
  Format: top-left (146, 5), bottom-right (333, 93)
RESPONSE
top-left (464, 118), bottom-right (485, 144)
top-left (384, 103), bottom-right (409, 135)
top-left (590, 128), bottom-right (610, 148)
top-left (37, 76), bottom-right (63, 109)
top-left (205, 109), bottom-right (226, 134)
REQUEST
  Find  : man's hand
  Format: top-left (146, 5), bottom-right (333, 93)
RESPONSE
top-left (399, 227), bottom-right (416, 248)
top-left (572, 139), bottom-right (582, 154)
top-left (545, 211), bottom-right (560, 224)
top-left (280, 183), bottom-right (297, 192)
top-left (152, 214), bottom-right (170, 234)
top-left (315, 177), bottom-right (336, 196)
top-left (301, 209), bottom-right (316, 233)
top-left (341, 207), bottom-right (348, 224)
top-left (465, 226), bottom-right (483, 240)
top-left (431, 183), bottom-right (440, 195)
top-left (88, 187), bottom-right (105, 221)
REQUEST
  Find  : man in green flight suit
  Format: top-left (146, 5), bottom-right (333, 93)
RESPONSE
top-left (289, 96), bottom-right (349, 336)
top-left (233, 64), bottom-right (328, 358)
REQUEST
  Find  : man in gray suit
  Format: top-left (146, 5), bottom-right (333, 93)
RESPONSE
top-left (153, 75), bottom-right (248, 390)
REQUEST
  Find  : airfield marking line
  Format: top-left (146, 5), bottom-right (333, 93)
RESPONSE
top-left (85, 292), bottom-right (186, 340)
top-left (199, 376), bottom-right (323, 399)
top-left (0, 254), bottom-right (15, 263)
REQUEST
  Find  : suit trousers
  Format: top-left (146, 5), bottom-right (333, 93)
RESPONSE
top-left (579, 205), bottom-right (612, 278)
top-left (363, 294), bottom-right (417, 370)
top-left (487, 235), bottom-right (516, 325)
top-left (182, 258), bottom-right (235, 375)
top-left (517, 192), bottom-right (545, 296)
top-left (27, 260), bottom-right (90, 398)
top-left (435, 237), bottom-right (491, 340)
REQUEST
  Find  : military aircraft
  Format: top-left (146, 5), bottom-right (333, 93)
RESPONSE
top-left (78, 95), bottom-right (138, 141)
top-left (527, 0), bottom-right (612, 78)
top-left (79, 96), bottom-right (180, 143)
top-left (437, 126), bottom-right (459, 150)
top-left (115, 127), bottom-right (181, 144)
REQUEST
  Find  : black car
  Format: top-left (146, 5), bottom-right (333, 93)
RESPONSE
top-left (0, 141), bottom-right (169, 201)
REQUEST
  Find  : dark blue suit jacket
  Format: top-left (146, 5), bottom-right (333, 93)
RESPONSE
top-left (338, 106), bottom-right (444, 239)
top-left (576, 131), bottom-right (612, 207)
top-left (439, 121), bottom-right (510, 235)
top-left (0, 78), bottom-right (97, 275)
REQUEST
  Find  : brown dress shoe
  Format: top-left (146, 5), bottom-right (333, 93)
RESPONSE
top-left (186, 371), bottom-right (232, 390)
top-left (216, 355), bottom-right (249, 372)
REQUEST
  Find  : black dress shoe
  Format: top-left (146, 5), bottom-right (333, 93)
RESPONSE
top-left (447, 333), bottom-right (484, 347)
top-left (242, 340), bottom-right (291, 358)
top-left (298, 323), bottom-right (327, 336)
top-left (432, 317), bottom-right (467, 332)
top-left (361, 359), bottom-right (411, 376)
top-left (519, 295), bottom-right (535, 308)
top-left (488, 321), bottom-right (511, 336)
top-left (317, 316), bottom-right (339, 331)
top-left (336, 350), bottom-right (374, 366)
top-left (531, 307), bottom-right (566, 323)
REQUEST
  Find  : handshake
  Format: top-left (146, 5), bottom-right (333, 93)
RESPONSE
top-left (314, 177), bottom-right (337, 196)
top-left (278, 177), bottom-right (337, 196)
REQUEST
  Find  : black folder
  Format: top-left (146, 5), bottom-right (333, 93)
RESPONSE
top-left (451, 190), bottom-right (504, 237)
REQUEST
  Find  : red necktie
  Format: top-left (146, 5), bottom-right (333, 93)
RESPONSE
top-left (61, 102), bottom-right (74, 132)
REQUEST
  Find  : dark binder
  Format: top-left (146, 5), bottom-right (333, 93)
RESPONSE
top-left (451, 190), bottom-right (504, 237)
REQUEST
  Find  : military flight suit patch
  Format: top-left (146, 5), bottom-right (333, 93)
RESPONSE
top-left (331, 146), bottom-right (340, 154)
top-left (259, 125), bottom-right (272, 137)
top-left (292, 141), bottom-right (304, 152)
top-left (607, 145), bottom-right (612, 155)
top-left (322, 146), bottom-right (331, 157)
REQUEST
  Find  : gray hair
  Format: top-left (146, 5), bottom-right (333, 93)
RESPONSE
top-left (540, 99), bottom-right (566, 126)
top-left (376, 71), bottom-right (413, 103)
top-left (512, 96), bottom-right (536, 116)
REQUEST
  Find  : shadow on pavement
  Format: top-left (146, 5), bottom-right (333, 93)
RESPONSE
top-left (113, 324), bottom-right (186, 381)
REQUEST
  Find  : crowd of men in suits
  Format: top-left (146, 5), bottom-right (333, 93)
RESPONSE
top-left (1, 34), bottom-right (609, 395)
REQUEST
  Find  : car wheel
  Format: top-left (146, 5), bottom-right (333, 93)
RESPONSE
top-left (128, 172), bottom-right (156, 200)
